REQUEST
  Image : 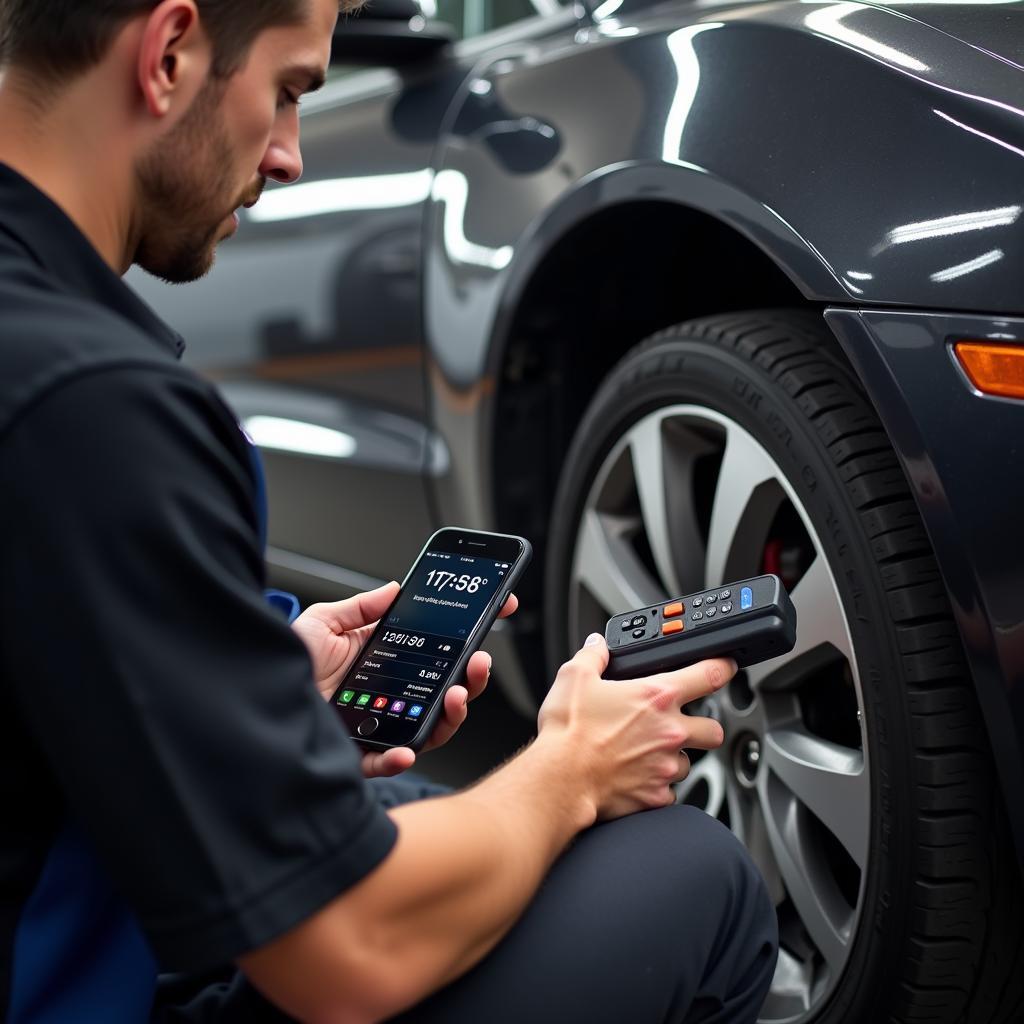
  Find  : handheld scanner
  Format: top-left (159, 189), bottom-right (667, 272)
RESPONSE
top-left (603, 574), bottom-right (797, 681)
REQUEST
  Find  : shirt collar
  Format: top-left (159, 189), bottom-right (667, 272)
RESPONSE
top-left (0, 163), bottom-right (186, 359)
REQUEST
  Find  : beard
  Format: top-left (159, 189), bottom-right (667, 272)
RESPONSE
top-left (134, 79), bottom-right (245, 284)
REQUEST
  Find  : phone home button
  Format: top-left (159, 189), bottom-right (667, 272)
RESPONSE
top-left (357, 718), bottom-right (380, 737)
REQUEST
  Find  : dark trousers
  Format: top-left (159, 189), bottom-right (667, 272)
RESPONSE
top-left (154, 778), bottom-right (778, 1024)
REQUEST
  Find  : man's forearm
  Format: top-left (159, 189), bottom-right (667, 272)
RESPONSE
top-left (239, 736), bottom-right (595, 1024)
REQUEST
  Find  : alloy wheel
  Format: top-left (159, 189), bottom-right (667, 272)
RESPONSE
top-left (567, 405), bottom-right (869, 1022)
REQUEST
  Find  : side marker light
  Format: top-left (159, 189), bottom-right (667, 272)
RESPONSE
top-left (955, 340), bottom-right (1024, 400)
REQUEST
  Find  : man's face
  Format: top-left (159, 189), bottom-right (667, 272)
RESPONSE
top-left (134, 0), bottom-right (336, 283)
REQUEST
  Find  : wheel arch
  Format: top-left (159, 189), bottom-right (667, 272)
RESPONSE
top-left (485, 164), bottom-right (826, 692)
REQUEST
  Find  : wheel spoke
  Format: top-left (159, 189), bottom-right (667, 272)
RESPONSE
top-left (704, 423), bottom-right (781, 587)
top-left (759, 776), bottom-right (854, 977)
top-left (573, 508), bottom-right (664, 615)
top-left (731, 786), bottom-right (787, 904)
top-left (675, 751), bottom-right (726, 818)
top-left (747, 555), bottom-right (855, 691)
top-left (627, 416), bottom-right (684, 597)
top-left (764, 728), bottom-right (869, 870)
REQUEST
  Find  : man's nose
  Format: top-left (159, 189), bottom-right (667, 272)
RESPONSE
top-left (259, 132), bottom-right (303, 185)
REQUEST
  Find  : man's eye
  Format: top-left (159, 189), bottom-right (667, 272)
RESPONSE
top-left (278, 90), bottom-right (302, 110)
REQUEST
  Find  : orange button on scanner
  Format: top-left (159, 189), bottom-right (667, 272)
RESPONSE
top-left (662, 620), bottom-right (684, 636)
top-left (663, 601), bottom-right (684, 618)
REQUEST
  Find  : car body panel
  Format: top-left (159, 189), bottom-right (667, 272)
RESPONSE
top-left (426, 0), bottom-right (1024, 520)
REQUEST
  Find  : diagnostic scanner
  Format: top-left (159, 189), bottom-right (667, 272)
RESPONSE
top-left (603, 574), bottom-right (797, 680)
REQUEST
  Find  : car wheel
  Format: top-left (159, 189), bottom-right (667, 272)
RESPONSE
top-left (544, 310), bottom-right (1024, 1023)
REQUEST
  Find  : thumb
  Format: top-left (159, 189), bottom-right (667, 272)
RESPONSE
top-left (572, 632), bottom-right (610, 676)
top-left (322, 581), bottom-right (400, 633)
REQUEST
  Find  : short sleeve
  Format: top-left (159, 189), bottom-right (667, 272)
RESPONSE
top-left (0, 364), bottom-right (397, 971)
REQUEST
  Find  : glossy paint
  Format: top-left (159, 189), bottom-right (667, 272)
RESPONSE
top-left (429, 1), bottom-right (1024, 481)
top-left (131, 2), bottom-right (1024, 846)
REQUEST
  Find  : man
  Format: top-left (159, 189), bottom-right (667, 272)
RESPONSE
top-left (0, 1), bottom-right (778, 1021)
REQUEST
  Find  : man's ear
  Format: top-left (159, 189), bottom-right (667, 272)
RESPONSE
top-left (136, 0), bottom-right (211, 119)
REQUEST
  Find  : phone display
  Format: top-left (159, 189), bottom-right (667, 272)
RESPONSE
top-left (332, 528), bottom-right (531, 751)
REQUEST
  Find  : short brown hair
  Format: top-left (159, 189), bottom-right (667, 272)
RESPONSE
top-left (0, 1), bottom-right (308, 83)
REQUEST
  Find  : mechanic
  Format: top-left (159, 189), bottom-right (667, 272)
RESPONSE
top-left (0, 2), bottom-right (778, 1022)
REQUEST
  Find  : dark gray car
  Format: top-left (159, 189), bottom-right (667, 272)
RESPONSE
top-left (132, 2), bottom-right (1024, 1020)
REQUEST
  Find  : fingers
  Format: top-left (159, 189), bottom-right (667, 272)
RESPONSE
top-left (317, 582), bottom-right (401, 634)
top-left (496, 593), bottom-right (519, 619)
top-left (361, 746), bottom-right (415, 778)
top-left (672, 750), bottom-right (692, 785)
top-left (680, 714), bottom-right (725, 751)
top-left (463, 651), bottom-right (492, 703)
top-left (652, 657), bottom-right (737, 707)
top-left (421, 685), bottom-right (469, 751)
top-left (567, 633), bottom-right (610, 678)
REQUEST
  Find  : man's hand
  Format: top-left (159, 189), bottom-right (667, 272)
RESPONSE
top-left (537, 633), bottom-right (732, 822)
top-left (291, 582), bottom-right (518, 778)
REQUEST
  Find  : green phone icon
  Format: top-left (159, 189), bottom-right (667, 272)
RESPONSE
top-left (340, 690), bottom-right (355, 704)
top-left (356, 693), bottom-right (371, 706)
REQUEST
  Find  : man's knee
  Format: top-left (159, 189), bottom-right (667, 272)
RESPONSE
top-left (584, 805), bottom-right (773, 928)
top-left (622, 806), bottom-right (778, 978)
top-left (617, 805), bottom-right (763, 895)
top-left (659, 807), bottom-right (778, 1012)
top-left (578, 806), bottom-right (778, 1017)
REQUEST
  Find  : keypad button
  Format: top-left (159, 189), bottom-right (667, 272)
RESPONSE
top-left (705, 606), bottom-right (717, 618)
top-left (720, 602), bottom-right (732, 614)
top-left (632, 628), bottom-right (646, 639)
top-left (705, 593), bottom-right (718, 603)
top-left (720, 589), bottom-right (731, 600)
top-left (662, 620), bottom-right (684, 635)
top-left (663, 602), bottom-right (683, 619)
top-left (692, 596), bottom-right (703, 608)
top-left (691, 610), bottom-right (704, 621)
top-left (630, 614), bottom-right (648, 629)
top-left (621, 618), bottom-right (632, 630)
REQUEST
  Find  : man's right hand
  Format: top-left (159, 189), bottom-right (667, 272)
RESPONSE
top-left (537, 633), bottom-right (733, 822)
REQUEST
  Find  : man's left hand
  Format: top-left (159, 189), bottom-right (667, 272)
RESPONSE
top-left (291, 582), bottom-right (518, 779)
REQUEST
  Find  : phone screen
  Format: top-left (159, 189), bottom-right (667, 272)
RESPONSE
top-left (334, 530), bottom-right (527, 748)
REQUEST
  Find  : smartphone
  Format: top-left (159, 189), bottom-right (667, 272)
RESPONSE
top-left (332, 528), bottom-right (531, 751)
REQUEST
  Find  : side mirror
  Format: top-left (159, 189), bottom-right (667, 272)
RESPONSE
top-left (332, 0), bottom-right (455, 67)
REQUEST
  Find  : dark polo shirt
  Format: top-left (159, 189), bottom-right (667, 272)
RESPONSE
top-left (0, 164), bottom-right (396, 1021)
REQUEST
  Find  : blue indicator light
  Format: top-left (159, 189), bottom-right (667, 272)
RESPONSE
top-left (741, 587), bottom-right (753, 610)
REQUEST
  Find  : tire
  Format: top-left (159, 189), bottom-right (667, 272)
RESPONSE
top-left (543, 310), bottom-right (1024, 1023)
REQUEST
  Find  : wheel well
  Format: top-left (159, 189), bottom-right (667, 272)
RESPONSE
top-left (491, 200), bottom-right (817, 689)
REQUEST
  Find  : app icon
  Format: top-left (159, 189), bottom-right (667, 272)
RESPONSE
top-left (339, 690), bottom-right (355, 704)
top-left (373, 696), bottom-right (388, 709)
top-left (391, 700), bottom-right (406, 713)
top-left (409, 705), bottom-right (424, 718)
top-left (356, 693), bottom-right (371, 706)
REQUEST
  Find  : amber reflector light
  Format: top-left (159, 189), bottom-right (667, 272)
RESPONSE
top-left (955, 340), bottom-right (1024, 400)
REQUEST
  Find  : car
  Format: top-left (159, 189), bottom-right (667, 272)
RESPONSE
top-left (130, 1), bottom-right (1024, 1020)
